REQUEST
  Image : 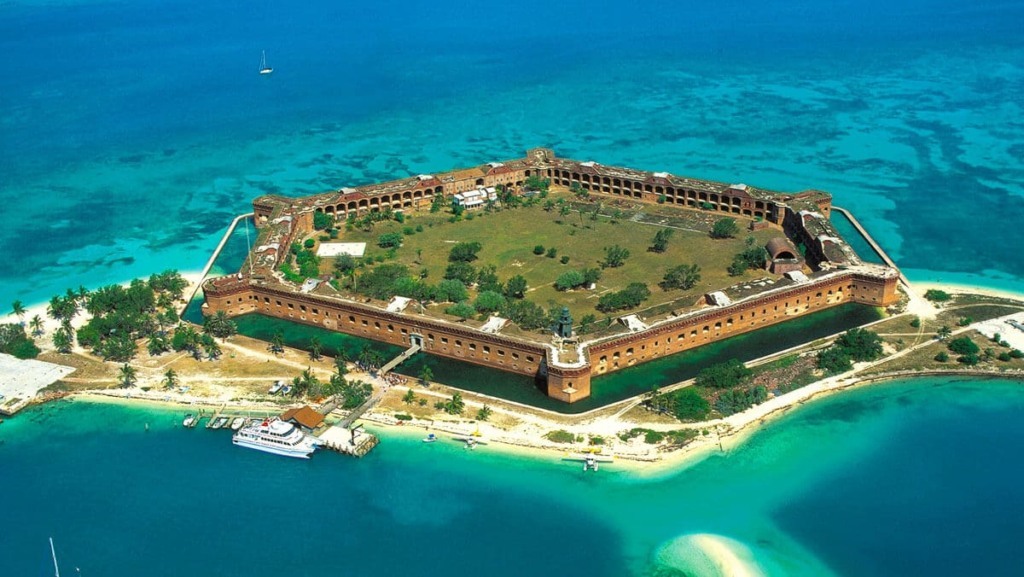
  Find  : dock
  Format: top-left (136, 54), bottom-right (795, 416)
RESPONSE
top-left (316, 425), bottom-right (379, 457)
top-left (379, 343), bottom-right (420, 376)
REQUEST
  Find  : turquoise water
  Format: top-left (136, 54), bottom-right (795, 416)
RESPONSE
top-left (3, 377), bottom-right (1023, 575)
top-left (5, 0), bottom-right (1024, 574)
top-left (3, 0), bottom-right (1024, 309)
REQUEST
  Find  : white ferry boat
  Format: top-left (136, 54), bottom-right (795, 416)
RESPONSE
top-left (232, 418), bottom-right (317, 459)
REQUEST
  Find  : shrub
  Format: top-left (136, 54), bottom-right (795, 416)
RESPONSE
top-left (958, 353), bottom-right (980, 366)
top-left (710, 217), bottom-right (740, 239)
top-left (661, 264), bottom-right (701, 291)
top-left (533, 245), bottom-right (545, 255)
top-left (313, 211), bottom-right (333, 230)
top-left (948, 337), bottom-right (980, 356)
top-left (924, 289), bottom-right (951, 302)
top-left (303, 238), bottom-right (316, 249)
top-left (934, 351), bottom-right (949, 362)
top-left (402, 226), bottom-right (416, 236)
top-left (998, 352), bottom-right (1012, 362)
top-left (671, 388), bottom-right (711, 421)
top-left (910, 317), bottom-right (921, 328)
top-left (446, 241), bottom-right (481, 262)
top-left (596, 282), bottom-right (650, 313)
top-left (546, 247), bottom-right (558, 258)
top-left (601, 245), bottom-right (630, 268)
top-left (695, 359), bottom-right (752, 388)
top-left (1010, 349), bottom-right (1024, 359)
top-left (555, 270), bottom-right (586, 291)
top-left (545, 429), bottom-right (576, 444)
top-left (394, 413), bottom-right (413, 421)
top-left (560, 255), bottom-right (570, 265)
top-left (377, 232), bottom-right (403, 248)
top-left (957, 316), bottom-right (973, 326)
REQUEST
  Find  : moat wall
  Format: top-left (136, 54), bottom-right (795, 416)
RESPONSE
top-left (203, 270), bottom-right (897, 402)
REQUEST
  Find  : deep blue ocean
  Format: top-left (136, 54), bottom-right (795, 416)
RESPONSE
top-left (3, 378), bottom-right (1024, 576)
top-left (3, 1), bottom-right (1024, 575)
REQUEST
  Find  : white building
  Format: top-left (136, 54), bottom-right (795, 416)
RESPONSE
top-left (453, 186), bottom-right (498, 209)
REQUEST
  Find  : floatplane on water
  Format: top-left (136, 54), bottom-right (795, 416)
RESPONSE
top-left (564, 450), bottom-right (614, 471)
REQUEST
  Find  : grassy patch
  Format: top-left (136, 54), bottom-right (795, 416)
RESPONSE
top-left (328, 191), bottom-right (781, 330)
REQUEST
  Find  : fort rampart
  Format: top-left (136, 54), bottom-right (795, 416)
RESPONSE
top-left (205, 149), bottom-right (900, 403)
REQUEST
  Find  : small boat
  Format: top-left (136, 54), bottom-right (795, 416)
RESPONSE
top-left (182, 413), bottom-right (196, 427)
top-left (422, 433), bottom-right (437, 443)
top-left (230, 417), bottom-right (245, 431)
top-left (259, 50), bottom-right (273, 75)
top-left (269, 380), bottom-right (283, 395)
top-left (210, 416), bottom-right (228, 430)
top-left (280, 384), bottom-right (292, 395)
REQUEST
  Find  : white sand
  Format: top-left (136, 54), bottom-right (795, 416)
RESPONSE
top-left (657, 534), bottom-right (765, 577)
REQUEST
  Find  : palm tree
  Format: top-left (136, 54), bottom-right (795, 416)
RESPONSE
top-left (269, 331), bottom-right (285, 355)
top-left (476, 404), bottom-right (492, 421)
top-left (309, 335), bottom-right (323, 361)
top-left (10, 300), bottom-right (25, 323)
top-left (118, 364), bottom-right (138, 388)
top-left (163, 368), bottom-right (178, 390)
top-left (418, 365), bottom-right (433, 387)
top-left (52, 327), bottom-right (73, 354)
top-left (147, 334), bottom-right (166, 357)
top-left (29, 315), bottom-right (44, 337)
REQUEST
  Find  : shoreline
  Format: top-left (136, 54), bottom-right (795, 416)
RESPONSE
top-left (41, 367), bottom-right (1024, 478)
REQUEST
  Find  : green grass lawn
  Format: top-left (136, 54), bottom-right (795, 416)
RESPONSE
top-left (316, 191), bottom-right (783, 326)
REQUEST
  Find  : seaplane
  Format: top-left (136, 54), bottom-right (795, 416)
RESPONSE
top-left (453, 431), bottom-right (489, 449)
top-left (563, 450), bottom-right (614, 472)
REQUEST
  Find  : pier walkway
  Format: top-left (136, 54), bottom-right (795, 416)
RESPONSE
top-left (379, 343), bottom-right (420, 375)
top-left (337, 389), bottom-right (386, 429)
top-left (182, 212), bottom-right (254, 314)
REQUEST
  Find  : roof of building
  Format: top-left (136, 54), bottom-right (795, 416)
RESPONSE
top-left (766, 237), bottom-right (800, 260)
top-left (280, 406), bottom-right (326, 430)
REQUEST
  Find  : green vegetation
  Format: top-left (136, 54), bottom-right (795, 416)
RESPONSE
top-left (695, 359), bottom-right (752, 389)
top-left (449, 241), bottom-right (482, 263)
top-left (331, 190), bottom-right (778, 332)
top-left (596, 282), bottom-right (651, 313)
top-left (715, 385), bottom-right (768, 416)
top-left (0, 323), bottom-right (40, 359)
top-left (924, 289), bottom-right (952, 302)
top-left (816, 328), bottom-right (884, 374)
top-left (601, 245), bottom-right (630, 268)
top-left (650, 229), bottom-right (674, 253)
top-left (660, 264), bottom-right (701, 291)
top-left (313, 211), bottom-right (333, 231)
top-left (645, 386), bottom-right (711, 421)
top-left (377, 232), bottom-right (403, 248)
top-left (545, 429), bottom-right (576, 444)
top-left (729, 240), bottom-right (768, 276)
top-left (948, 336), bottom-right (980, 356)
top-left (711, 217), bottom-right (740, 239)
top-left (436, 392), bottom-right (465, 415)
top-left (475, 405), bottom-right (492, 421)
top-left (74, 272), bottom-right (189, 363)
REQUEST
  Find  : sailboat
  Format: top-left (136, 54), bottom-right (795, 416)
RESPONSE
top-left (259, 50), bottom-right (273, 75)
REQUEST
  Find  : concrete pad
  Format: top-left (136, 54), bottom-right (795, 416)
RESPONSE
top-left (317, 242), bottom-right (366, 258)
top-left (0, 353), bottom-right (76, 409)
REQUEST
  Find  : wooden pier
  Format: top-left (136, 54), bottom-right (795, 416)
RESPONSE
top-left (316, 425), bottom-right (379, 458)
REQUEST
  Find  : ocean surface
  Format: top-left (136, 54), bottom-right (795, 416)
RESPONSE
top-left (4, 1), bottom-right (1024, 575)
top-left (3, 0), bottom-right (1024, 308)
top-left (3, 377), bottom-right (1024, 576)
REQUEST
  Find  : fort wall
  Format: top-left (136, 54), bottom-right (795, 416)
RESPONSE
top-left (206, 148), bottom-right (900, 403)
